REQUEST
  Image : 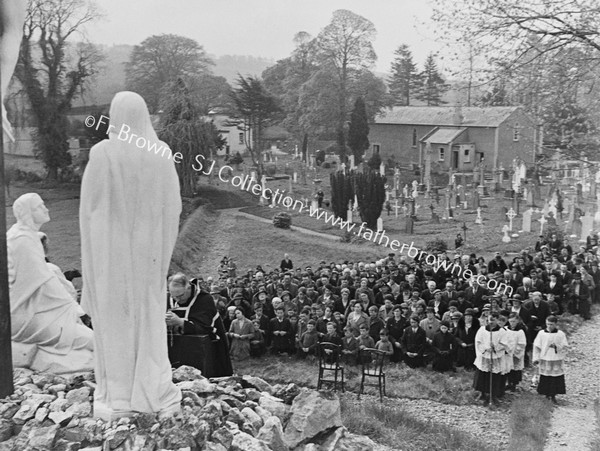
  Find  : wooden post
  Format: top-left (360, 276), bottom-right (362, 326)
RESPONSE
top-left (0, 69), bottom-right (14, 398)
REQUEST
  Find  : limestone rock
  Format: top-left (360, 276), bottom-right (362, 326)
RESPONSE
top-left (157, 427), bottom-right (195, 450)
top-left (258, 394), bottom-right (289, 423)
top-left (27, 424), bottom-right (59, 449)
top-left (47, 384), bottom-right (68, 395)
top-left (244, 388), bottom-right (262, 402)
top-left (65, 387), bottom-right (91, 405)
top-left (241, 407), bottom-right (263, 431)
top-left (254, 406), bottom-right (273, 424)
top-left (34, 406), bottom-right (49, 422)
top-left (211, 426), bottom-right (234, 449)
top-left (203, 441), bottom-right (228, 451)
top-left (49, 411), bottom-right (74, 426)
top-left (48, 398), bottom-right (70, 412)
top-left (226, 407), bottom-right (246, 427)
top-left (242, 376), bottom-right (273, 394)
top-left (172, 365), bottom-right (203, 383)
top-left (0, 419), bottom-right (14, 442)
top-left (283, 389), bottom-right (342, 448)
top-left (230, 430), bottom-right (270, 451)
top-left (31, 373), bottom-right (55, 388)
top-left (256, 416), bottom-right (286, 451)
top-left (66, 401), bottom-right (92, 418)
top-left (176, 378), bottom-right (215, 394)
top-left (273, 383), bottom-right (301, 404)
top-left (132, 412), bottom-right (157, 430)
top-left (0, 404), bottom-right (19, 420)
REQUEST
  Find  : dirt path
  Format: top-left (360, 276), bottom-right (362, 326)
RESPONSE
top-left (543, 313), bottom-right (600, 450)
top-left (195, 208), bottom-right (239, 278)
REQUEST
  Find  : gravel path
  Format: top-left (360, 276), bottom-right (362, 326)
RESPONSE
top-left (543, 313), bottom-right (600, 450)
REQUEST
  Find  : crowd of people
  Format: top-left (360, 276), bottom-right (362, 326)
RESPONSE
top-left (166, 231), bottom-right (598, 405)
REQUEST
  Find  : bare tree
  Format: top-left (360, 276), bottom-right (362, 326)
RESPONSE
top-left (16, 0), bottom-right (103, 180)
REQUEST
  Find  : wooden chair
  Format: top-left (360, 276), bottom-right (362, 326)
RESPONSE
top-left (317, 342), bottom-right (344, 392)
top-left (358, 348), bottom-right (386, 402)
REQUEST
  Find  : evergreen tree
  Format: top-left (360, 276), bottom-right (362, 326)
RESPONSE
top-left (347, 97), bottom-right (370, 162)
top-left (388, 44), bottom-right (419, 106)
top-left (416, 54), bottom-right (448, 106)
top-left (352, 168), bottom-right (386, 229)
top-left (330, 170), bottom-right (354, 220)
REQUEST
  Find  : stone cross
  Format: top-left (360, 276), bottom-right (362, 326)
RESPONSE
top-left (411, 180), bottom-right (419, 199)
top-left (506, 208), bottom-right (517, 231)
top-left (538, 215), bottom-right (547, 235)
top-left (393, 199), bottom-right (401, 218)
top-left (340, 162), bottom-right (346, 172)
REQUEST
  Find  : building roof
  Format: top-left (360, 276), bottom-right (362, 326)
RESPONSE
top-left (374, 106), bottom-right (521, 127)
top-left (421, 127), bottom-right (467, 144)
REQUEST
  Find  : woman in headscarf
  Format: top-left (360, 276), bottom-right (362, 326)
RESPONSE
top-left (80, 91), bottom-right (181, 419)
top-left (8, 193), bottom-right (94, 372)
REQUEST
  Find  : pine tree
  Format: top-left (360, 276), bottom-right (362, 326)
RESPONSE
top-left (347, 97), bottom-right (370, 162)
top-left (388, 44), bottom-right (419, 106)
top-left (416, 54), bottom-right (448, 106)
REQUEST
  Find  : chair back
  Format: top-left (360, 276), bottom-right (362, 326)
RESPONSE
top-left (358, 348), bottom-right (386, 375)
top-left (318, 342), bottom-right (342, 367)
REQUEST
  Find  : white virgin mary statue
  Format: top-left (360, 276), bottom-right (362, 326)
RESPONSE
top-left (7, 193), bottom-right (94, 373)
top-left (80, 91), bottom-right (182, 420)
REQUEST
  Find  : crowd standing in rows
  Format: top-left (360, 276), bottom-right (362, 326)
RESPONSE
top-left (166, 233), bottom-right (598, 405)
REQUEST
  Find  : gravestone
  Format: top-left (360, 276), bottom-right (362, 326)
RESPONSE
top-left (403, 184), bottom-right (409, 198)
top-left (502, 224), bottom-right (511, 243)
top-left (405, 217), bottom-right (414, 234)
top-left (293, 172), bottom-right (298, 183)
top-left (522, 208), bottom-right (533, 233)
top-left (377, 217), bottom-right (384, 233)
top-left (411, 180), bottom-right (419, 198)
top-left (506, 208), bottom-right (517, 231)
top-left (310, 199), bottom-right (318, 213)
top-left (347, 209), bottom-right (353, 224)
top-left (472, 189), bottom-right (480, 209)
top-left (580, 216), bottom-right (593, 241)
top-left (475, 207), bottom-right (482, 225)
top-left (526, 188), bottom-right (534, 206)
top-left (538, 215), bottom-right (547, 235)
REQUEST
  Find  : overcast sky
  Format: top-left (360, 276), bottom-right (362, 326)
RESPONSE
top-left (87, 0), bottom-right (442, 73)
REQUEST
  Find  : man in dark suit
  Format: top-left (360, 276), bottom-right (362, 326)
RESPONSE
top-left (400, 316), bottom-right (427, 368)
top-left (568, 273), bottom-right (591, 319)
top-left (464, 280), bottom-right (488, 314)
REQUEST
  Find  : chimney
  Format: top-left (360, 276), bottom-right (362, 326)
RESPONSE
top-left (452, 103), bottom-right (463, 126)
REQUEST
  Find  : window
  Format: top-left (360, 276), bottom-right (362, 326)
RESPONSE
top-left (513, 123), bottom-right (520, 141)
top-left (464, 148), bottom-right (471, 162)
top-left (238, 132), bottom-right (244, 145)
top-left (373, 144), bottom-right (380, 154)
top-left (412, 129), bottom-right (417, 147)
top-left (438, 147), bottom-right (445, 161)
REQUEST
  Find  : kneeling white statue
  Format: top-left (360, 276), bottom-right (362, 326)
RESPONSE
top-left (7, 193), bottom-right (94, 373)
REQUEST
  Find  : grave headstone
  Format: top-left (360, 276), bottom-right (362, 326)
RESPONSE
top-left (521, 208), bottom-right (532, 232)
top-left (377, 217), bottom-right (384, 233)
top-left (310, 199), bottom-right (318, 213)
top-left (393, 199), bottom-right (401, 218)
top-left (475, 207), bottom-right (482, 225)
top-left (293, 172), bottom-right (298, 183)
top-left (581, 215), bottom-right (594, 241)
top-left (349, 155), bottom-right (355, 170)
top-left (502, 224), bottom-right (511, 243)
top-left (347, 209), bottom-right (353, 224)
top-left (405, 216), bottom-right (414, 234)
top-left (412, 180), bottom-right (419, 198)
top-left (403, 184), bottom-right (409, 198)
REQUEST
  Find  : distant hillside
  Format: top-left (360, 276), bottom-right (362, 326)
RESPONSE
top-left (212, 54), bottom-right (275, 83)
top-left (73, 46), bottom-right (275, 106)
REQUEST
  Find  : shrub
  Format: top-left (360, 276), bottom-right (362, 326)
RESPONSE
top-left (265, 164), bottom-right (277, 176)
top-left (322, 162), bottom-right (331, 169)
top-left (273, 212), bottom-right (291, 229)
top-left (424, 238), bottom-right (448, 254)
top-left (367, 152), bottom-right (382, 170)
